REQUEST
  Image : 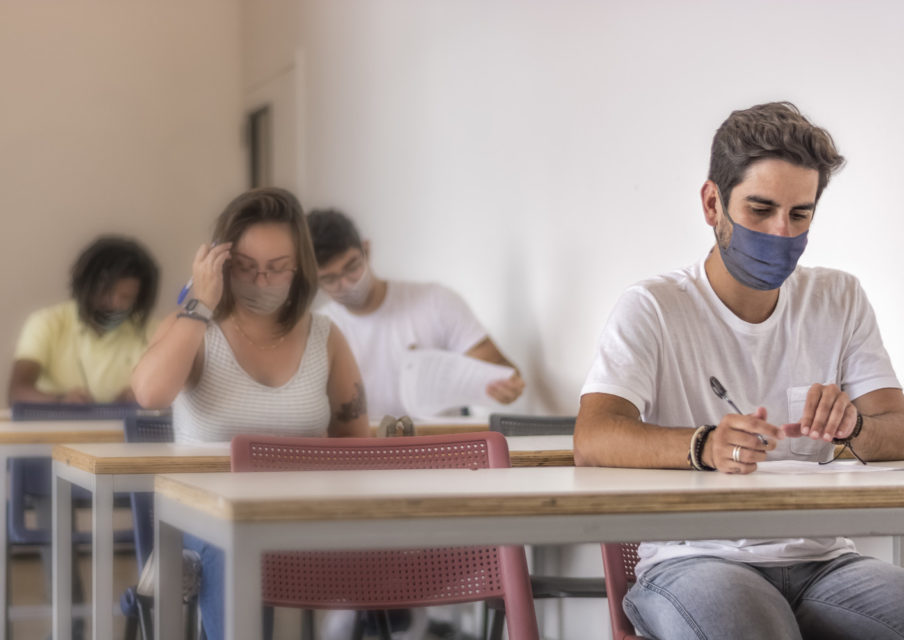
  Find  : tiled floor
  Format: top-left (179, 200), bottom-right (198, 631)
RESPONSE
top-left (7, 539), bottom-right (465, 639)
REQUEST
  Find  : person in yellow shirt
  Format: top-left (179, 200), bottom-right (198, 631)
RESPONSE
top-left (6, 235), bottom-right (158, 640)
top-left (8, 235), bottom-right (159, 405)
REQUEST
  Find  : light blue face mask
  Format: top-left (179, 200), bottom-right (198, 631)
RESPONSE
top-left (92, 308), bottom-right (130, 332)
top-left (717, 191), bottom-right (809, 291)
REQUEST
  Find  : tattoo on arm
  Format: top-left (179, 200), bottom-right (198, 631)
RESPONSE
top-left (336, 382), bottom-right (367, 422)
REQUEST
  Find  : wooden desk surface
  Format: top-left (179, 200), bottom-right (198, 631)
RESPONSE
top-left (53, 442), bottom-right (231, 474)
top-left (506, 434), bottom-right (572, 466)
top-left (0, 420), bottom-right (123, 444)
top-left (52, 435), bottom-right (574, 475)
top-left (156, 462), bottom-right (904, 523)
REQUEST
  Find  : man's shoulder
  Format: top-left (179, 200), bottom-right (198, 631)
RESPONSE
top-left (389, 279), bottom-right (452, 297)
top-left (794, 264), bottom-right (858, 284)
top-left (388, 280), bottom-right (465, 307)
top-left (624, 263), bottom-right (702, 303)
top-left (23, 300), bottom-right (78, 332)
top-left (317, 297), bottom-right (351, 324)
top-left (790, 265), bottom-right (862, 298)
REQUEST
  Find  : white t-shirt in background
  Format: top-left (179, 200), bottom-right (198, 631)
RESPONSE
top-left (581, 257), bottom-right (901, 576)
top-left (321, 281), bottom-right (488, 418)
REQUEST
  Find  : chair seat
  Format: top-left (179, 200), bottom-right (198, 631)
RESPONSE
top-left (529, 575), bottom-right (607, 599)
top-left (485, 574), bottom-right (606, 612)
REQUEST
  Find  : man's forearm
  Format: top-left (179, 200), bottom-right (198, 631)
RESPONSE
top-left (574, 410), bottom-right (696, 469)
top-left (854, 410), bottom-right (904, 461)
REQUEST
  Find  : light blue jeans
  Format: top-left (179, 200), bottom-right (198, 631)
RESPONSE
top-left (184, 534), bottom-right (225, 640)
top-left (624, 553), bottom-right (904, 640)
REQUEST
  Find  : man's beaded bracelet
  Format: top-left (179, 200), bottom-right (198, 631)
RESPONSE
top-left (688, 424), bottom-right (717, 471)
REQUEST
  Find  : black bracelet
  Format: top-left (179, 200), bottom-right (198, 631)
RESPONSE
top-left (177, 311), bottom-right (210, 325)
top-left (688, 424), bottom-right (717, 471)
top-left (832, 411), bottom-right (863, 445)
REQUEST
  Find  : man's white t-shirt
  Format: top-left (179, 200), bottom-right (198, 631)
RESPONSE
top-left (321, 280), bottom-right (488, 418)
top-left (581, 257), bottom-right (901, 576)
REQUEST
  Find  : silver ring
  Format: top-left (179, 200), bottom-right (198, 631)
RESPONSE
top-left (731, 445), bottom-right (742, 463)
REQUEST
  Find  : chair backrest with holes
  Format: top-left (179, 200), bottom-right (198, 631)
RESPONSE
top-left (230, 431), bottom-right (538, 639)
top-left (601, 542), bottom-right (643, 640)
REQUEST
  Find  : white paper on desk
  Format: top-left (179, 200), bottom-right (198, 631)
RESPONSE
top-left (399, 349), bottom-right (514, 418)
top-left (757, 460), bottom-right (903, 474)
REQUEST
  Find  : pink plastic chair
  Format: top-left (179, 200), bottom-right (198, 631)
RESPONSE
top-left (601, 542), bottom-right (644, 640)
top-left (230, 431), bottom-right (539, 640)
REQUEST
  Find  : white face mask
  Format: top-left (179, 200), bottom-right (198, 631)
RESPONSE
top-left (230, 277), bottom-right (291, 315)
top-left (331, 264), bottom-right (373, 309)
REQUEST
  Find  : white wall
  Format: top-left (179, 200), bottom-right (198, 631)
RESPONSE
top-left (279, 10), bottom-right (904, 633)
top-left (295, 0), bottom-right (904, 415)
top-left (0, 0), bottom-right (245, 399)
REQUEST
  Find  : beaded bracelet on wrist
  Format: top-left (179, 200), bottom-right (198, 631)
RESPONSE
top-left (688, 424), bottom-right (717, 471)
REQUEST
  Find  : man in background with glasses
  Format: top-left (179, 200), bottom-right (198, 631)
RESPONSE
top-left (307, 208), bottom-right (524, 420)
top-left (575, 102), bottom-right (904, 639)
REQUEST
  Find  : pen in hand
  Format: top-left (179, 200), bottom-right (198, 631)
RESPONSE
top-left (710, 376), bottom-right (742, 414)
top-left (709, 376), bottom-right (769, 445)
top-left (176, 278), bottom-right (193, 305)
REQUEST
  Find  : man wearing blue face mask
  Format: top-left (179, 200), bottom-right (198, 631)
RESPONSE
top-left (9, 235), bottom-right (159, 405)
top-left (575, 102), bottom-right (904, 639)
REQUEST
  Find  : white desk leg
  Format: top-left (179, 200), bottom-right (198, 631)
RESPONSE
top-left (53, 463), bottom-right (73, 640)
top-left (92, 477), bottom-right (114, 640)
top-left (0, 454), bottom-right (8, 640)
top-left (225, 525), bottom-right (261, 640)
top-left (155, 511), bottom-right (183, 640)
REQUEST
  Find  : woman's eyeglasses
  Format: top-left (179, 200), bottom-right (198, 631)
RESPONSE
top-left (230, 262), bottom-right (296, 284)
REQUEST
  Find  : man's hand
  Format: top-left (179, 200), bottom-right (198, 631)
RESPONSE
top-left (703, 407), bottom-right (783, 474)
top-left (486, 372), bottom-right (525, 404)
top-left (115, 387), bottom-right (137, 404)
top-left (60, 388), bottom-right (93, 404)
top-left (782, 383), bottom-right (858, 442)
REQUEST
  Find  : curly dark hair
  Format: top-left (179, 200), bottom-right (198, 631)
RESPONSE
top-left (70, 236), bottom-right (159, 328)
top-left (709, 102), bottom-right (846, 206)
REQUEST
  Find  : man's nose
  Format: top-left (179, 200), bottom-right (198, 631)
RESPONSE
top-left (767, 215), bottom-right (793, 237)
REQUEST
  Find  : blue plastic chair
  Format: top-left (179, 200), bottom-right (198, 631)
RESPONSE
top-left (7, 402), bottom-right (147, 640)
top-left (118, 414), bottom-right (203, 640)
top-left (122, 414), bottom-right (174, 571)
top-left (10, 402), bottom-right (140, 421)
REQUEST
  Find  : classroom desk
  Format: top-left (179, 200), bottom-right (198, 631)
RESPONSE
top-left (506, 434), bottom-right (573, 467)
top-left (0, 420), bottom-right (122, 640)
top-left (51, 442), bottom-right (230, 640)
top-left (154, 462), bottom-right (904, 640)
top-left (50, 435), bottom-right (572, 640)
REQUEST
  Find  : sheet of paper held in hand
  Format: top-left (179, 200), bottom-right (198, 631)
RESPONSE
top-left (757, 460), bottom-right (904, 474)
top-left (399, 349), bottom-right (515, 417)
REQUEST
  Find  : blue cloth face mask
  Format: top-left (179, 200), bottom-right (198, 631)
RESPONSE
top-left (716, 191), bottom-right (809, 290)
top-left (92, 308), bottom-right (130, 332)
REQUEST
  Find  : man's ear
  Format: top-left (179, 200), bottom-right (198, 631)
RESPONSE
top-left (362, 239), bottom-right (371, 260)
top-left (701, 180), bottom-right (722, 228)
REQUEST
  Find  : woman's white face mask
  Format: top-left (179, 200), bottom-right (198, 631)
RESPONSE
top-left (230, 277), bottom-right (291, 315)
